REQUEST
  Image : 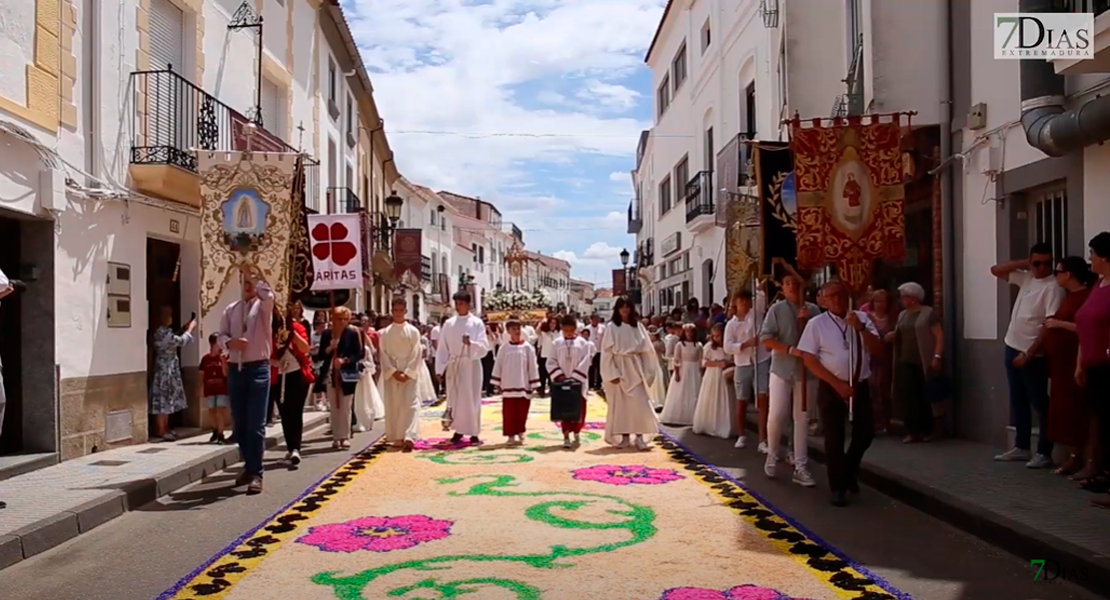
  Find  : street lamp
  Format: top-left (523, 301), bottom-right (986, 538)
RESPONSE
top-left (620, 248), bottom-right (630, 267)
top-left (384, 189), bottom-right (404, 225)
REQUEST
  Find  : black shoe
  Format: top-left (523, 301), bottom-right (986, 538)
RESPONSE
top-left (830, 490), bottom-right (848, 507)
top-left (0, 500), bottom-right (6, 509)
top-left (469, 436), bottom-right (480, 445)
top-left (450, 433), bottom-right (463, 444)
top-left (208, 431), bottom-right (219, 443)
top-left (226, 434), bottom-right (237, 444)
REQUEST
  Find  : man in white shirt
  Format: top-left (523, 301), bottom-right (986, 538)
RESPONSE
top-left (724, 290), bottom-right (770, 450)
top-left (797, 281), bottom-right (884, 507)
top-left (990, 243), bottom-right (1063, 468)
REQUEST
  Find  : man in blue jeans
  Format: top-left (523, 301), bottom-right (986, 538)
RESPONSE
top-left (219, 263), bottom-right (274, 494)
top-left (991, 243), bottom-right (1063, 469)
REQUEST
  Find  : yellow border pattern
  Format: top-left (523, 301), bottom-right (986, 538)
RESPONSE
top-left (163, 433), bottom-right (905, 600)
top-left (0, 0), bottom-right (77, 132)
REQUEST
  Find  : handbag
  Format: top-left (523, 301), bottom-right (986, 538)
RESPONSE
top-left (550, 379), bottom-right (584, 422)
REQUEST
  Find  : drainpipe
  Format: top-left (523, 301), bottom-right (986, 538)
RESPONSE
top-left (940, 0), bottom-right (957, 434)
top-left (1020, 0), bottom-right (1110, 156)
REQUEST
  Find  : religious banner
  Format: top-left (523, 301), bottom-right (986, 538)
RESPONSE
top-left (308, 213), bottom-right (365, 291)
top-left (198, 151), bottom-right (298, 318)
top-left (756, 142), bottom-right (798, 276)
top-left (789, 114), bottom-right (908, 292)
top-left (230, 111), bottom-right (288, 153)
top-left (392, 229), bottom-right (423, 280)
top-left (612, 269), bottom-right (627, 296)
top-left (715, 134), bottom-right (741, 228)
top-left (286, 157), bottom-right (314, 302)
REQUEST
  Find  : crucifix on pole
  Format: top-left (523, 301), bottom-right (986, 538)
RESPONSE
top-left (227, 1), bottom-right (265, 128)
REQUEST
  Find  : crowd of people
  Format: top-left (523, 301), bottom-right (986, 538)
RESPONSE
top-left (146, 234), bottom-right (1110, 509)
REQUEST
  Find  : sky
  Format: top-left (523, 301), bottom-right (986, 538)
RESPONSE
top-left (340, 0), bottom-right (667, 288)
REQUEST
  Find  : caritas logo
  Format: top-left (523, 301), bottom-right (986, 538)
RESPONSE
top-left (310, 219), bottom-right (361, 286)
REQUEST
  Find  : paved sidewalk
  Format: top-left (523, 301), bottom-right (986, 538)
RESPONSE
top-left (0, 413), bottom-right (327, 570)
top-left (800, 429), bottom-right (1110, 597)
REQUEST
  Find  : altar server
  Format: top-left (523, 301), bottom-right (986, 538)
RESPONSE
top-left (379, 298), bottom-right (424, 451)
top-left (600, 297), bottom-right (660, 450)
top-left (491, 319), bottom-right (540, 445)
top-left (548, 315), bottom-right (593, 448)
top-left (435, 291), bottom-right (491, 445)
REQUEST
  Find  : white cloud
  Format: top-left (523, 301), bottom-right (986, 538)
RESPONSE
top-left (609, 171), bottom-right (629, 182)
top-left (342, 0), bottom-right (664, 280)
top-left (600, 211), bottom-right (625, 229)
top-left (577, 79), bottom-right (641, 112)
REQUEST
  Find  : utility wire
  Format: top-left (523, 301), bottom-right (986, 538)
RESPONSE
top-left (387, 129), bottom-right (696, 139)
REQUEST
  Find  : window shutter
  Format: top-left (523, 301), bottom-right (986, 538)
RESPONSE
top-left (148, 0), bottom-right (185, 72)
top-left (260, 78), bottom-right (282, 136)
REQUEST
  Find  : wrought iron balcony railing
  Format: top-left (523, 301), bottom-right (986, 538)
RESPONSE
top-left (131, 67), bottom-right (319, 207)
top-left (1065, 0), bottom-right (1110, 16)
top-left (421, 255), bottom-right (433, 282)
top-left (685, 170), bottom-right (714, 223)
top-left (327, 187), bottom-right (360, 214)
top-left (833, 34), bottom-right (865, 118)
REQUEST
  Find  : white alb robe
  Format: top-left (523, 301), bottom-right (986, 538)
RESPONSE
top-left (434, 313), bottom-right (490, 436)
top-left (491, 342), bottom-right (539, 400)
top-left (547, 336), bottom-right (592, 399)
top-left (600, 322), bottom-right (660, 445)
top-left (379, 322), bottom-right (424, 442)
top-left (354, 345), bottom-right (385, 425)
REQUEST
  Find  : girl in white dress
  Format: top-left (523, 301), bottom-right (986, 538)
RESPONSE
top-left (693, 323), bottom-right (734, 438)
top-left (660, 324), bottom-right (702, 426)
top-left (354, 329), bottom-right (386, 427)
top-left (600, 297), bottom-right (660, 450)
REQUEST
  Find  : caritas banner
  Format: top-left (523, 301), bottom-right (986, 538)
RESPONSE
top-left (308, 213), bottom-right (364, 291)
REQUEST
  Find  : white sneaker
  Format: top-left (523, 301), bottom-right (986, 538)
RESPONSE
top-left (764, 455), bottom-right (777, 478)
top-left (573, 432), bottom-right (581, 445)
top-left (793, 468), bottom-right (816, 487)
top-left (757, 441), bottom-right (769, 454)
top-left (563, 437), bottom-right (572, 448)
top-left (734, 436), bottom-right (747, 449)
top-left (1026, 453), bottom-right (1052, 469)
top-left (994, 447), bottom-right (1032, 462)
top-left (289, 450), bottom-right (301, 466)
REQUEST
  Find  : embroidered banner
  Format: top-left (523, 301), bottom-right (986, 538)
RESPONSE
top-left (392, 228), bottom-right (423, 281)
top-left (612, 269), bottom-right (627, 296)
top-left (789, 114), bottom-right (907, 292)
top-left (287, 157), bottom-right (314, 302)
top-left (755, 142), bottom-right (799, 277)
top-left (198, 150), bottom-right (297, 318)
top-left (715, 134), bottom-right (741, 229)
top-left (308, 213), bottom-right (365, 291)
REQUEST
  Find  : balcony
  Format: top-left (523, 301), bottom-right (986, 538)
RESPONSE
top-left (832, 35), bottom-right (865, 118)
top-left (422, 256), bottom-right (433, 282)
top-left (639, 237), bottom-right (655, 267)
top-left (1055, 1), bottom-right (1110, 74)
top-left (627, 199), bottom-right (643, 234)
top-left (327, 187), bottom-right (360, 214)
top-left (684, 170), bottom-right (715, 232)
top-left (130, 68), bottom-right (318, 209)
top-left (431, 273), bottom-right (451, 303)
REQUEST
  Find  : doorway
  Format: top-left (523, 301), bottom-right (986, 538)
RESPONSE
top-left (702, 259), bottom-right (715, 307)
top-left (0, 217), bottom-right (23, 454)
top-left (146, 238), bottom-right (183, 436)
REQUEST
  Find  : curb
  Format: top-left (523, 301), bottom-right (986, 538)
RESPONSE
top-left (0, 413), bottom-right (329, 571)
top-left (745, 415), bottom-right (1110, 598)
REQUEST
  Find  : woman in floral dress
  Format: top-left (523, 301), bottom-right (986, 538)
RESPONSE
top-left (151, 306), bottom-right (196, 441)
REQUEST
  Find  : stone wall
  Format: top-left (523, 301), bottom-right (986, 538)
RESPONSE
top-left (59, 371), bottom-right (147, 460)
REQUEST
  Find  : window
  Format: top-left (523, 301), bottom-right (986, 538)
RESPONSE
top-left (441, 255), bottom-right (448, 276)
top-left (701, 19), bottom-right (711, 53)
top-left (674, 156), bottom-right (690, 200)
top-left (846, 0), bottom-right (863, 66)
top-left (430, 209), bottom-right (437, 225)
top-left (328, 58), bottom-right (337, 103)
top-left (659, 176), bottom-right (672, 214)
top-left (149, 0), bottom-right (185, 72)
top-left (1032, 188), bottom-right (1069, 261)
top-left (478, 246), bottom-right (485, 269)
top-left (704, 127), bottom-right (714, 171)
top-left (260, 77), bottom-right (284, 137)
top-left (672, 42), bottom-right (687, 91)
top-left (346, 95), bottom-right (353, 135)
top-left (741, 81), bottom-right (757, 136)
top-left (431, 250), bottom-right (439, 276)
top-left (657, 75), bottom-right (671, 118)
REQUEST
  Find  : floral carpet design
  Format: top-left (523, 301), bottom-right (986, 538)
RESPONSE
top-left (158, 396), bottom-right (914, 600)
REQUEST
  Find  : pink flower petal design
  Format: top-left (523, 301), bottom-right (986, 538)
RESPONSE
top-left (655, 586), bottom-right (809, 600)
top-left (660, 589), bottom-right (729, 600)
top-left (296, 515), bottom-right (454, 553)
top-left (411, 438), bottom-right (478, 451)
top-left (572, 465), bottom-right (683, 486)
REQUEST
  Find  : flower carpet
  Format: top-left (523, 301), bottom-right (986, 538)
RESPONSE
top-left (158, 396), bottom-right (913, 600)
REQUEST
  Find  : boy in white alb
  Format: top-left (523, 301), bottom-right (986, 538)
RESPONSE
top-left (491, 320), bottom-right (540, 445)
top-left (548, 315), bottom-right (593, 448)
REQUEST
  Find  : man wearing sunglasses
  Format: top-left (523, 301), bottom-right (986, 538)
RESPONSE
top-left (990, 242), bottom-right (1063, 468)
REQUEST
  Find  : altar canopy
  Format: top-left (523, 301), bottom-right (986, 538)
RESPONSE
top-left (789, 114), bottom-right (908, 292)
top-left (199, 151), bottom-right (298, 318)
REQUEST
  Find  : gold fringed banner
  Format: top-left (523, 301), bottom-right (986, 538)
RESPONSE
top-left (287, 157), bottom-right (314, 302)
top-left (789, 114), bottom-right (908, 293)
top-left (199, 150), bottom-right (298, 318)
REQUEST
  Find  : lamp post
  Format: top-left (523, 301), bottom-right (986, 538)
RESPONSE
top-left (380, 189), bottom-right (404, 252)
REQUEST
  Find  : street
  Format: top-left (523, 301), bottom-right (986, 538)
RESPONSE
top-left (0, 401), bottom-right (1099, 600)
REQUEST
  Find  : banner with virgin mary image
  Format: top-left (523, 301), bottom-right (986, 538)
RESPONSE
top-left (789, 114), bottom-right (907, 292)
top-left (198, 150), bottom-right (298, 318)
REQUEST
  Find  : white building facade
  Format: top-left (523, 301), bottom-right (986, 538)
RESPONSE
top-left (0, 0), bottom-right (400, 461)
top-left (394, 179), bottom-right (457, 322)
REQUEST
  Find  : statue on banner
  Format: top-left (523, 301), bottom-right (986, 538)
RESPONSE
top-left (221, 188), bottom-right (270, 253)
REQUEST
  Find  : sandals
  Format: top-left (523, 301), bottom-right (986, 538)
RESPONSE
top-left (1052, 455), bottom-right (1082, 476)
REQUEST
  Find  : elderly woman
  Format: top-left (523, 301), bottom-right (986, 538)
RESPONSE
top-left (890, 282), bottom-right (946, 443)
top-left (150, 306), bottom-right (196, 441)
